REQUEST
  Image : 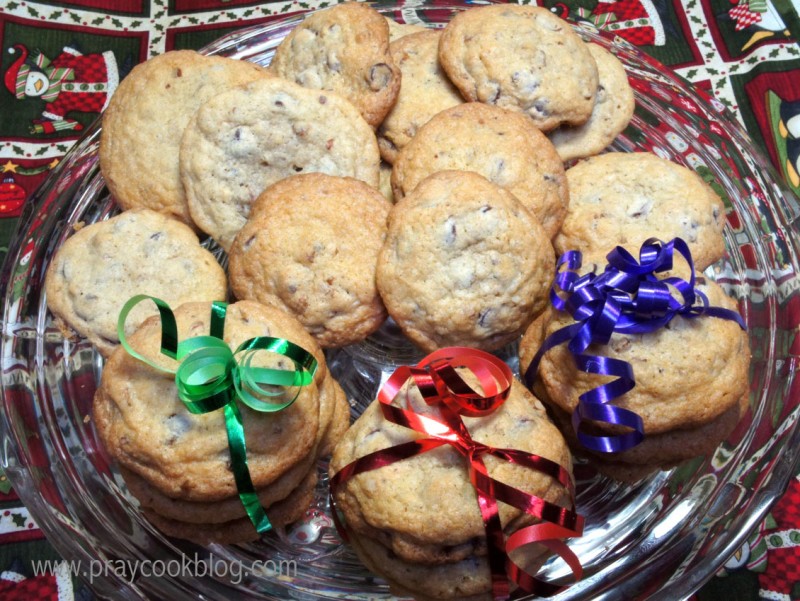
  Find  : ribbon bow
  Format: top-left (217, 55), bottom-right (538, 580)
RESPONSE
top-left (524, 238), bottom-right (746, 454)
top-left (117, 295), bottom-right (318, 533)
top-left (330, 348), bottom-right (584, 600)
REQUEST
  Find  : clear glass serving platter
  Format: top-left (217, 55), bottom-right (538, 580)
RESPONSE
top-left (2, 1), bottom-right (800, 599)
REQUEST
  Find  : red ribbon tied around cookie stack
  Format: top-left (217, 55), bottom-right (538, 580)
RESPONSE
top-left (330, 348), bottom-right (585, 600)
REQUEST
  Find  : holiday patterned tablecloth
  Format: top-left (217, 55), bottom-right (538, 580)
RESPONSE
top-left (0, 1), bottom-right (799, 599)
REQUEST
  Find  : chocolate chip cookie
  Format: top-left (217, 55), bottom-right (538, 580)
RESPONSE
top-left (377, 170), bottom-right (555, 352)
top-left (330, 371), bottom-right (572, 565)
top-left (529, 279), bottom-right (749, 435)
top-left (180, 77), bottom-right (380, 250)
top-left (45, 209), bottom-right (226, 357)
top-left (94, 300), bottom-right (326, 502)
top-left (270, 2), bottom-right (401, 128)
top-left (377, 30), bottom-right (463, 163)
top-left (555, 152), bottom-right (726, 271)
top-left (228, 173), bottom-right (391, 348)
top-left (548, 43), bottom-right (635, 161)
top-left (439, 4), bottom-right (598, 131)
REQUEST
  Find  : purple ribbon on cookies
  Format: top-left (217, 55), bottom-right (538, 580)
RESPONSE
top-left (524, 237), bottom-right (746, 453)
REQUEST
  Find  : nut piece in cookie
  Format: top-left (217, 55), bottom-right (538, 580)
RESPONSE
top-left (548, 43), bottom-right (636, 162)
top-left (99, 50), bottom-right (271, 225)
top-left (377, 170), bottom-right (555, 352)
top-left (439, 4), bottom-right (598, 131)
top-left (270, 2), bottom-right (401, 128)
top-left (228, 173), bottom-right (391, 348)
top-left (391, 102), bottom-right (569, 239)
top-left (180, 77), bottom-right (380, 251)
top-left (44, 209), bottom-right (226, 357)
top-left (377, 30), bottom-right (463, 164)
top-left (555, 152), bottom-right (726, 272)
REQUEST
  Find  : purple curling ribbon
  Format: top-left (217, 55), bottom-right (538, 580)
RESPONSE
top-left (524, 238), bottom-right (746, 454)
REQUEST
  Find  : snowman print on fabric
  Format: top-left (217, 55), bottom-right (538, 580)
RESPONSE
top-left (4, 43), bottom-right (118, 134)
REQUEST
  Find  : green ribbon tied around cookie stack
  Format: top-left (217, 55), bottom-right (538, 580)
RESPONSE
top-left (117, 294), bottom-right (318, 534)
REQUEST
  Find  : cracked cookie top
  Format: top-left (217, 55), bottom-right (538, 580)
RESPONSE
top-left (555, 152), bottom-right (726, 271)
top-left (377, 170), bottom-right (554, 353)
top-left (438, 4), bottom-right (598, 132)
top-left (270, 2), bottom-right (401, 128)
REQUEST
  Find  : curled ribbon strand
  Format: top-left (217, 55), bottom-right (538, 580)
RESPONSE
top-left (330, 348), bottom-right (585, 600)
top-left (524, 238), bottom-right (746, 454)
top-left (117, 294), bottom-right (318, 534)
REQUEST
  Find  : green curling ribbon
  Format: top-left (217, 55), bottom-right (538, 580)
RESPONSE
top-left (117, 294), bottom-right (318, 534)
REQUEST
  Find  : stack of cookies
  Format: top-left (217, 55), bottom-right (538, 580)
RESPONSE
top-left (330, 372), bottom-right (574, 601)
top-left (520, 280), bottom-right (750, 481)
top-left (518, 151), bottom-right (744, 480)
top-left (93, 300), bottom-right (349, 545)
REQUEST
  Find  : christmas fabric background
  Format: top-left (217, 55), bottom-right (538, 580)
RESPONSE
top-left (0, 1), bottom-right (799, 600)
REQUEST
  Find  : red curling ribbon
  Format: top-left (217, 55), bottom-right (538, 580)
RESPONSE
top-left (329, 348), bottom-right (584, 600)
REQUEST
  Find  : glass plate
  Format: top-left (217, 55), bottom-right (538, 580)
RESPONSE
top-left (2, 1), bottom-right (800, 599)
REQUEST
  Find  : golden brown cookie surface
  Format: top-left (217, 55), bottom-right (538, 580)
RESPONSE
top-left (99, 50), bottom-right (270, 224)
top-left (391, 102), bottom-right (569, 238)
top-left (438, 4), bottom-right (598, 131)
top-left (228, 174), bottom-right (390, 348)
top-left (378, 170), bottom-right (555, 352)
top-left (555, 152), bottom-right (726, 271)
top-left (181, 78), bottom-right (380, 250)
top-left (548, 43), bottom-right (635, 161)
top-left (330, 373), bottom-right (572, 565)
top-left (140, 467), bottom-right (318, 545)
top-left (45, 209), bottom-right (226, 357)
top-left (377, 30), bottom-right (463, 163)
top-left (533, 280), bottom-right (749, 434)
top-left (270, 2), bottom-right (400, 127)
